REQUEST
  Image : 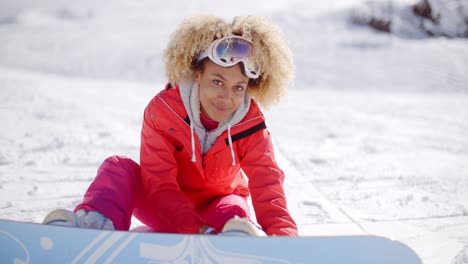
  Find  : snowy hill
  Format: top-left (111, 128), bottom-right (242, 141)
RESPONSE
top-left (1, 1), bottom-right (468, 263)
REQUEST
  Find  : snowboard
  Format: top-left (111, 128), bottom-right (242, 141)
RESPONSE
top-left (0, 218), bottom-right (422, 264)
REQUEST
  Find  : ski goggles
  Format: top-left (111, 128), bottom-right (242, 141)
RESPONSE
top-left (197, 36), bottom-right (261, 79)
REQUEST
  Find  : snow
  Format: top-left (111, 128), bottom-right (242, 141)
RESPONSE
top-left (350, 0), bottom-right (468, 38)
top-left (1, 0), bottom-right (467, 263)
top-left (425, 0), bottom-right (468, 37)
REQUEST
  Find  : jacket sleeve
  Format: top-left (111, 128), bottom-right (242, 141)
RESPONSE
top-left (140, 103), bottom-right (205, 233)
top-left (240, 128), bottom-right (298, 236)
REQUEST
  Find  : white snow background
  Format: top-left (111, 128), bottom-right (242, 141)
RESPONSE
top-left (1, 0), bottom-right (467, 263)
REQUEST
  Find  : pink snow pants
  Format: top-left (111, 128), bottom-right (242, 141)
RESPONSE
top-left (75, 156), bottom-right (250, 232)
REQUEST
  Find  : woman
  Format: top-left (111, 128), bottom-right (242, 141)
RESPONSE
top-left (44, 15), bottom-right (298, 236)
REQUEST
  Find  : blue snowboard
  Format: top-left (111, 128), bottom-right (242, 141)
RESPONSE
top-left (0, 219), bottom-right (422, 264)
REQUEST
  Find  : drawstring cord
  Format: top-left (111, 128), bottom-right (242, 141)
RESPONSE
top-left (190, 120), bottom-right (196, 162)
top-left (227, 123), bottom-right (236, 166)
top-left (189, 118), bottom-right (236, 166)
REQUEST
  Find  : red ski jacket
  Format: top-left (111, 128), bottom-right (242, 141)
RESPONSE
top-left (140, 85), bottom-right (298, 236)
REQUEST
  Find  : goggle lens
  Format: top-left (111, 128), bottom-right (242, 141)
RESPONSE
top-left (214, 39), bottom-right (251, 63)
top-left (199, 36), bottom-right (261, 79)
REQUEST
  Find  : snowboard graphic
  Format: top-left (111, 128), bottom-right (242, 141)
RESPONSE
top-left (0, 219), bottom-right (422, 263)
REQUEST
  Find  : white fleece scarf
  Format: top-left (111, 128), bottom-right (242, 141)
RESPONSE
top-left (179, 80), bottom-right (251, 165)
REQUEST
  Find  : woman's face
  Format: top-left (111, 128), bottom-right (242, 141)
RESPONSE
top-left (195, 60), bottom-right (249, 123)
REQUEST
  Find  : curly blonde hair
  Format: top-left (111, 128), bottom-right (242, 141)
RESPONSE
top-left (164, 15), bottom-right (293, 108)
